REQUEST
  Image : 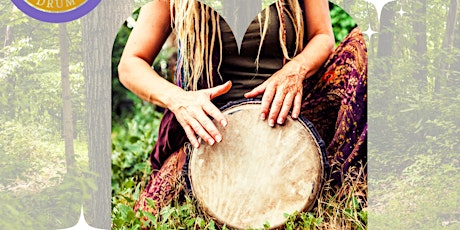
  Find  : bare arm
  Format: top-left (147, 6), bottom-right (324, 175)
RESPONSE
top-left (118, 0), bottom-right (178, 108)
top-left (118, 0), bottom-right (230, 148)
top-left (292, 0), bottom-right (335, 80)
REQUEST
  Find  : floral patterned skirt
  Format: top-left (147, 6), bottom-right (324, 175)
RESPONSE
top-left (134, 27), bottom-right (367, 217)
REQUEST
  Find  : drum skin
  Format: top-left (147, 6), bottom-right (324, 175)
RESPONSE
top-left (188, 100), bottom-right (325, 229)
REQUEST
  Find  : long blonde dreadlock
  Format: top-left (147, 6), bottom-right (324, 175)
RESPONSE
top-left (170, 0), bottom-right (304, 91)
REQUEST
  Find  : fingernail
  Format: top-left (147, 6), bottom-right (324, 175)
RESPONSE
top-left (194, 142), bottom-right (200, 148)
top-left (292, 114), bottom-right (298, 119)
top-left (269, 119), bottom-right (275, 127)
top-left (260, 113), bottom-right (266, 120)
top-left (221, 120), bottom-right (227, 127)
top-left (208, 139), bottom-right (215, 146)
top-left (215, 135), bottom-right (222, 143)
top-left (277, 118), bottom-right (284, 125)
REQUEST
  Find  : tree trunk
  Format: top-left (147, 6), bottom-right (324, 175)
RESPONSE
top-left (377, 1), bottom-right (396, 58)
top-left (437, 0), bottom-right (458, 92)
top-left (412, 0), bottom-right (428, 86)
top-left (450, 6), bottom-right (460, 88)
top-left (2, 5), bottom-right (14, 51)
top-left (82, 0), bottom-right (133, 227)
top-left (375, 1), bottom-right (397, 80)
top-left (3, 25), bottom-right (13, 48)
top-left (59, 23), bottom-right (76, 174)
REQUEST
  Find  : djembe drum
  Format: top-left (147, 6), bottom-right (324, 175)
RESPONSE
top-left (187, 100), bottom-right (328, 229)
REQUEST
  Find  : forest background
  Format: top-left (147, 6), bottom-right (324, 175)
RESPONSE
top-left (0, 0), bottom-right (459, 229)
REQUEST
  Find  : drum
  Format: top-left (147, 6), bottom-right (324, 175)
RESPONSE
top-left (187, 99), bottom-right (328, 229)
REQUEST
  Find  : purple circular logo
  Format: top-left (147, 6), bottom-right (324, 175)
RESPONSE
top-left (11, 0), bottom-right (101, 23)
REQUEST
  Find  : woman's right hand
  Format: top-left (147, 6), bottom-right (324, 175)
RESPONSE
top-left (118, 1), bottom-right (231, 148)
top-left (169, 81), bottom-right (232, 148)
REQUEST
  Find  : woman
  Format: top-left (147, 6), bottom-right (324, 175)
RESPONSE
top-left (118, 0), bottom-right (367, 218)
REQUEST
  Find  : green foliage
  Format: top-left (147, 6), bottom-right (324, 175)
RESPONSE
top-left (111, 96), bottom-right (161, 229)
top-left (0, 14), bottom-right (85, 137)
top-left (330, 3), bottom-right (357, 45)
top-left (112, 100), bottom-right (162, 196)
top-left (369, 85), bottom-right (460, 228)
top-left (0, 170), bottom-right (96, 230)
top-left (284, 211), bottom-right (323, 230)
top-left (0, 121), bottom-right (53, 184)
top-left (112, 9), bottom-right (141, 122)
top-left (112, 194), bottom-right (232, 230)
top-left (366, 0), bottom-right (460, 223)
top-left (0, 119), bottom-right (91, 229)
top-left (0, 5), bottom-right (88, 228)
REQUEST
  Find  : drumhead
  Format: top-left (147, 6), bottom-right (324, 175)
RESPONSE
top-left (188, 100), bottom-right (327, 229)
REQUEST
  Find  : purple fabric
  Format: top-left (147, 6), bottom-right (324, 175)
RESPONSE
top-left (150, 109), bottom-right (186, 173)
top-left (300, 27), bottom-right (368, 183)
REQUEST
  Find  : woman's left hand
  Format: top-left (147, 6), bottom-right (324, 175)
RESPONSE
top-left (244, 59), bottom-right (307, 126)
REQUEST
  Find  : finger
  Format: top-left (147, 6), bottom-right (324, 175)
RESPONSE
top-left (291, 93), bottom-right (302, 119)
top-left (183, 125), bottom-right (200, 148)
top-left (277, 92), bottom-right (294, 125)
top-left (207, 81), bottom-right (232, 100)
top-left (203, 101), bottom-right (227, 128)
top-left (260, 83), bottom-right (276, 121)
top-left (187, 115), bottom-right (216, 146)
top-left (267, 90), bottom-right (285, 127)
top-left (191, 109), bottom-right (222, 144)
top-left (244, 81), bottom-right (268, 98)
top-left (200, 103), bottom-right (225, 143)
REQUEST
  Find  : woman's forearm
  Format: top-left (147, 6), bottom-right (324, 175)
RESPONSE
top-left (291, 33), bottom-right (335, 80)
top-left (118, 55), bottom-right (184, 109)
top-left (117, 0), bottom-right (178, 109)
top-left (297, 0), bottom-right (335, 80)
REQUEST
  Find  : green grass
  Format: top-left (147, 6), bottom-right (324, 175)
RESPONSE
top-left (111, 163), bottom-right (367, 230)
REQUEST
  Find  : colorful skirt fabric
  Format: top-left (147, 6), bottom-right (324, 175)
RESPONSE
top-left (134, 27), bottom-right (367, 216)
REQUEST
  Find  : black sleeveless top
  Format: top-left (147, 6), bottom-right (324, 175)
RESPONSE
top-left (212, 4), bottom-right (297, 107)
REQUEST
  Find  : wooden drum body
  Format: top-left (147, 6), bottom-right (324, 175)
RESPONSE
top-left (188, 100), bottom-right (327, 229)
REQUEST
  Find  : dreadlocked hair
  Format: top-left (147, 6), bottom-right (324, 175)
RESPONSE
top-left (170, 0), bottom-right (304, 90)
